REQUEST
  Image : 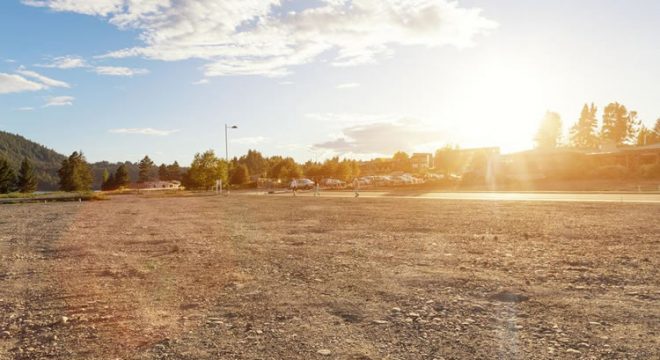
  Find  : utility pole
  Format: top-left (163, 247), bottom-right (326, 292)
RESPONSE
top-left (225, 124), bottom-right (238, 195)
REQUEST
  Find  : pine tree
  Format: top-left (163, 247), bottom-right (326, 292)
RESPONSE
top-left (601, 102), bottom-right (639, 145)
top-left (166, 161), bottom-right (182, 181)
top-left (58, 152), bottom-right (93, 191)
top-left (535, 111), bottom-right (563, 149)
top-left (0, 157), bottom-right (17, 194)
top-left (158, 164), bottom-right (168, 181)
top-left (114, 164), bottom-right (130, 188)
top-left (569, 103), bottom-right (599, 148)
top-left (138, 156), bottom-right (155, 183)
top-left (17, 158), bottom-right (38, 193)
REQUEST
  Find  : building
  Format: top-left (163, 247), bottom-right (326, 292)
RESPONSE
top-left (137, 180), bottom-right (182, 190)
top-left (410, 153), bottom-right (434, 170)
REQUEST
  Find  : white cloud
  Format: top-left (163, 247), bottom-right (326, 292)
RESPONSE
top-left (44, 95), bottom-right (74, 107)
top-left (313, 116), bottom-right (444, 155)
top-left (93, 66), bottom-right (149, 77)
top-left (231, 136), bottom-right (268, 145)
top-left (0, 73), bottom-right (46, 94)
top-left (16, 68), bottom-right (70, 88)
top-left (192, 78), bottom-right (209, 85)
top-left (38, 55), bottom-right (88, 69)
top-left (16, 107), bottom-right (35, 111)
top-left (21, 0), bottom-right (123, 16)
top-left (23, 0), bottom-right (497, 77)
top-left (336, 82), bottom-right (360, 89)
top-left (109, 128), bottom-right (179, 136)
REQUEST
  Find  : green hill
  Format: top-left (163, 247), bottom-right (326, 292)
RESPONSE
top-left (0, 131), bottom-right (66, 190)
top-left (0, 131), bottom-right (173, 190)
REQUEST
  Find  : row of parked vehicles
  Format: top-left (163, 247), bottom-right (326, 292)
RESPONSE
top-left (289, 173), bottom-right (429, 189)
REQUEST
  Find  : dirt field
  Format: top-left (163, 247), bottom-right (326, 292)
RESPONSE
top-left (0, 195), bottom-right (658, 359)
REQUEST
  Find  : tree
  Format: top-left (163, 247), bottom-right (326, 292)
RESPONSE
top-left (392, 151), bottom-right (412, 172)
top-left (435, 145), bottom-right (462, 175)
top-left (269, 157), bottom-right (302, 181)
top-left (158, 164), bottom-right (168, 181)
top-left (637, 119), bottom-right (660, 145)
top-left (184, 150), bottom-right (227, 190)
top-left (166, 161), bottom-right (182, 181)
top-left (138, 156), bottom-right (155, 183)
top-left (58, 151), bottom-right (93, 192)
top-left (535, 111), bottom-right (562, 149)
top-left (17, 158), bottom-right (38, 193)
top-left (569, 103), bottom-right (599, 148)
top-left (239, 150), bottom-right (267, 177)
top-left (0, 157), bottom-right (17, 194)
top-left (114, 164), bottom-right (130, 188)
top-left (230, 164), bottom-right (250, 185)
top-left (601, 102), bottom-right (639, 145)
top-left (102, 173), bottom-right (116, 191)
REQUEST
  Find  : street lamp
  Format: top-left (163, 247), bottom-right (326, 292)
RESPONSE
top-left (225, 124), bottom-right (238, 194)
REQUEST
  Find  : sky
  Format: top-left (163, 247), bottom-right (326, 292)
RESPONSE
top-left (1, 0), bottom-right (659, 165)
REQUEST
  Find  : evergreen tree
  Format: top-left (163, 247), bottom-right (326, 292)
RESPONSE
top-left (17, 158), bottom-right (38, 193)
top-left (114, 164), bottom-right (130, 188)
top-left (0, 157), bottom-right (17, 194)
top-left (535, 111), bottom-right (563, 149)
top-left (569, 103), bottom-right (599, 148)
top-left (138, 156), bottom-right (155, 183)
top-left (102, 173), bottom-right (116, 191)
top-left (57, 151), bottom-right (93, 191)
top-left (166, 161), bottom-right (182, 181)
top-left (102, 168), bottom-right (110, 184)
top-left (601, 102), bottom-right (639, 145)
top-left (158, 164), bottom-right (168, 181)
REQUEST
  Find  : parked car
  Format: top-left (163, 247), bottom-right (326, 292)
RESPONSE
top-left (291, 178), bottom-right (315, 190)
top-left (322, 178), bottom-right (346, 189)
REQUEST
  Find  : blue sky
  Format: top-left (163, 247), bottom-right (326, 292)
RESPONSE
top-left (1, 0), bottom-right (659, 165)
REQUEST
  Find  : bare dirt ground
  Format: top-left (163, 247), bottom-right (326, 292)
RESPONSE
top-left (0, 195), bottom-right (658, 359)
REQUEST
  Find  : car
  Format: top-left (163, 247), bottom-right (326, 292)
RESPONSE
top-left (291, 178), bottom-right (315, 190)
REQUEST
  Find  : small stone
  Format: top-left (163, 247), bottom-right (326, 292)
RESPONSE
top-left (373, 320), bottom-right (388, 325)
top-left (588, 321), bottom-right (601, 326)
top-left (317, 349), bottom-right (332, 356)
top-left (1, 331), bottom-right (10, 337)
top-left (577, 342), bottom-right (589, 348)
top-left (61, 316), bottom-right (69, 324)
top-left (566, 348), bottom-right (581, 354)
top-left (256, 330), bottom-right (263, 334)
top-left (391, 307), bottom-right (401, 313)
top-left (407, 312), bottom-right (420, 318)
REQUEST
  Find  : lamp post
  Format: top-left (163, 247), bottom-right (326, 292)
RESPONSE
top-left (225, 124), bottom-right (238, 195)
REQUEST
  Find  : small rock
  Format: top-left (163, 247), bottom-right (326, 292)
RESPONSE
top-left (566, 348), bottom-right (581, 354)
top-left (1, 331), bottom-right (10, 337)
top-left (372, 320), bottom-right (388, 325)
top-left (391, 307), bottom-right (401, 313)
top-left (256, 330), bottom-right (263, 334)
top-left (61, 316), bottom-right (69, 324)
top-left (317, 349), bottom-right (332, 356)
top-left (588, 321), bottom-right (601, 326)
top-left (407, 312), bottom-right (420, 318)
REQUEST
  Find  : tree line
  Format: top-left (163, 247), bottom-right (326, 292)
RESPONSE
top-left (0, 157), bottom-right (38, 194)
top-left (535, 102), bottom-right (659, 149)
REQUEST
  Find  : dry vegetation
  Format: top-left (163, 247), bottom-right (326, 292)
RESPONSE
top-left (0, 195), bottom-right (658, 359)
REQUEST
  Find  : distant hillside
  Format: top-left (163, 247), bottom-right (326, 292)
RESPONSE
top-left (1, 131), bottom-right (185, 190)
top-left (0, 131), bottom-right (66, 190)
